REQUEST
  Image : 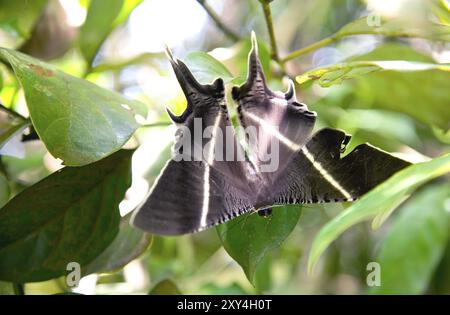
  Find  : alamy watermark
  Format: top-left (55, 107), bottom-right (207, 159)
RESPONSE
top-left (366, 262), bottom-right (381, 287)
top-left (66, 261), bottom-right (81, 288)
top-left (366, 3), bottom-right (382, 27)
top-left (171, 117), bottom-right (281, 172)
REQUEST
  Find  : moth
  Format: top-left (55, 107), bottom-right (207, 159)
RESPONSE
top-left (131, 35), bottom-right (411, 235)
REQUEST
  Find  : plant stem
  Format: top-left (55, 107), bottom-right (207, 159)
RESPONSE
top-left (281, 36), bottom-right (337, 64)
top-left (259, 0), bottom-right (280, 62)
top-left (13, 283), bottom-right (25, 295)
top-left (141, 122), bottom-right (171, 128)
top-left (0, 102), bottom-right (27, 120)
top-left (196, 0), bottom-right (240, 41)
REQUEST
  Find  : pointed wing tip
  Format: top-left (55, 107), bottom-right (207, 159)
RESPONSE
top-left (250, 30), bottom-right (258, 54)
top-left (164, 45), bottom-right (177, 65)
top-left (166, 107), bottom-right (183, 123)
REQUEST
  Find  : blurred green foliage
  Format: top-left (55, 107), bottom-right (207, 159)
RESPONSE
top-left (0, 0), bottom-right (449, 295)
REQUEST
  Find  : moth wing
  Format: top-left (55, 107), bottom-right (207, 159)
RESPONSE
top-left (166, 50), bottom-right (249, 191)
top-left (231, 34), bottom-right (316, 178)
top-left (269, 128), bottom-right (411, 205)
top-left (131, 159), bottom-right (253, 235)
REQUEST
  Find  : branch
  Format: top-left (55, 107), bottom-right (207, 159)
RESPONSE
top-left (259, 0), bottom-right (279, 62)
top-left (0, 102), bottom-right (27, 120)
top-left (196, 0), bottom-right (240, 41)
top-left (141, 122), bottom-right (171, 128)
top-left (13, 283), bottom-right (25, 295)
top-left (280, 35), bottom-right (337, 64)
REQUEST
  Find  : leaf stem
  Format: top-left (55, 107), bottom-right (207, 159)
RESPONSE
top-left (281, 36), bottom-right (337, 64)
top-left (259, 0), bottom-right (280, 62)
top-left (13, 283), bottom-right (25, 295)
top-left (0, 102), bottom-right (27, 120)
top-left (141, 122), bottom-right (171, 128)
top-left (196, 0), bottom-right (240, 41)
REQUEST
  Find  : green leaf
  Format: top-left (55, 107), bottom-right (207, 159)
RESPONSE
top-left (217, 205), bottom-right (301, 284)
top-left (0, 48), bottom-right (147, 166)
top-left (308, 153), bottom-right (450, 273)
top-left (184, 52), bottom-right (234, 84)
top-left (82, 214), bottom-right (152, 276)
top-left (335, 17), bottom-right (450, 42)
top-left (0, 0), bottom-right (48, 42)
top-left (296, 60), bottom-right (450, 86)
top-left (149, 279), bottom-right (181, 295)
top-left (79, 0), bottom-right (124, 65)
top-left (297, 44), bottom-right (450, 130)
top-left (0, 150), bottom-right (133, 283)
top-left (369, 185), bottom-right (450, 294)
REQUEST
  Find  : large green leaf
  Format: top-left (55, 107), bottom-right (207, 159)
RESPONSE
top-left (0, 0), bottom-right (48, 42)
top-left (0, 150), bottom-right (133, 283)
top-left (217, 206), bottom-right (301, 284)
top-left (0, 48), bottom-right (147, 166)
top-left (308, 153), bottom-right (450, 273)
top-left (184, 52), bottom-right (234, 84)
top-left (79, 0), bottom-right (124, 65)
top-left (82, 214), bottom-right (152, 276)
top-left (369, 185), bottom-right (450, 294)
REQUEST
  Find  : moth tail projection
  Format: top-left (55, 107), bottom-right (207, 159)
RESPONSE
top-left (231, 33), bottom-right (317, 178)
top-left (271, 128), bottom-right (412, 205)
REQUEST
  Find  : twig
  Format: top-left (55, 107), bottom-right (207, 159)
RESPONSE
top-left (141, 122), bottom-right (171, 128)
top-left (0, 102), bottom-right (27, 120)
top-left (259, 0), bottom-right (279, 62)
top-left (196, 0), bottom-right (240, 41)
top-left (281, 36), bottom-right (337, 64)
top-left (13, 283), bottom-right (25, 295)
